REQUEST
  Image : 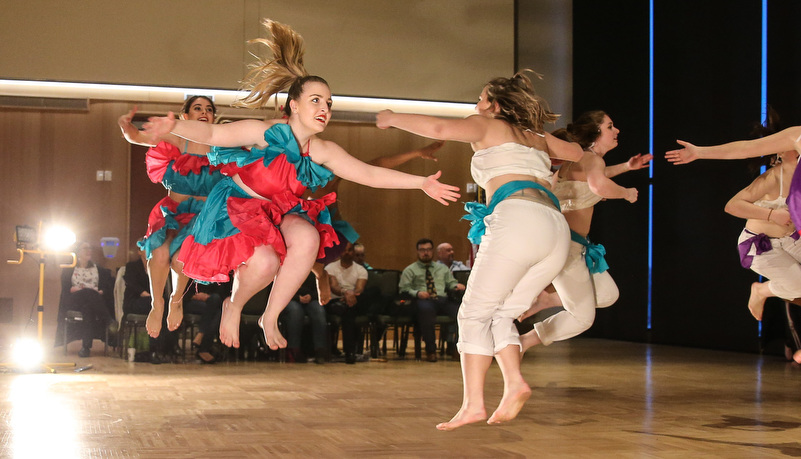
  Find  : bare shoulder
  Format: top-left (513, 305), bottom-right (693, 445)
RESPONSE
top-left (308, 137), bottom-right (347, 164)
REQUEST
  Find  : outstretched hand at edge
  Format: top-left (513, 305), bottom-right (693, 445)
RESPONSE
top-left (118, 106), bottom-right (138, 129)
top-left (422, 170), bottom-right (461, 206)
top-left (142, 111), bottom-right (177, 139)
top-left (627, 153), bottom-right (653, 170)
top-left (376, 109), bottom-right (394, 129)
top-left (665, 140), bottom-right (698, 165)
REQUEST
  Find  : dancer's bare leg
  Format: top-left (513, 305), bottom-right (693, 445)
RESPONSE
top-left (311, 262), bottom-right (331, 305)
top-left (518, 329), bottom-right (543, 356)
top-left (748, 281), bottom-right (773, 321)
top-left (220, 245), bottom-right (280, 348)
top-left (794, 349), bottom-right (801, 364)
top-left (518, 286), bottom-right (561, 322)
top-left (488, 344), bottom-right (532, 425)
top-left (166, 257), bottom-right (191, 331)
top-left (436, 353), bottom-right (492, 431)
top-left (146, 242), bottom-right (171, 338)
top-left (260, 215), bottom-right (319, 350)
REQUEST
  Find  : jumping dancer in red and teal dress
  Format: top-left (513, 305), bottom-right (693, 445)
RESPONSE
top-left (118, 96), bottom-right (223, 338)
top-left (143, 19), bottom-right (460, 351)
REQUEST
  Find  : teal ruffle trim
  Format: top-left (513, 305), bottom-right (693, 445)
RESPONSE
top-left (209, 123), bottom-right (334, 192)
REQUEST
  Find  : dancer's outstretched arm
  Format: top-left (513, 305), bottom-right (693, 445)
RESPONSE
top-left (143, 112), bottom-right (281, 148)
top-left (583, 153), bottom-right (638, 203)
top-left (665, 126), bottom-right (801, 165)
top-left (376, 110), bottom-right (489, 143)
top-left (604, 153), bottom-right (653, 178)
top-left (310, 139), bottom-right (460, 206)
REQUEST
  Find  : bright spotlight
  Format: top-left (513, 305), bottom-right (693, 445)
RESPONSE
top-left (42, 225), bottom-right (76, 252)
top-left (12, 338), bottom-right (43, 370)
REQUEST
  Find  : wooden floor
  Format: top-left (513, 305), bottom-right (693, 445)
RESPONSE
top-left (1, 338), bottom-right (800, 458)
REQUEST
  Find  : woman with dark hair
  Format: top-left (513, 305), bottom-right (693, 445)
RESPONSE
top-left (667, 119), bottom-right (801, 364)
top-left (142, 19), bottom-right (459, 352)
top-left (56, 242), bottom-right (116, 357)
top-left (118, 95), bottom-right (223, 338)
top-left (377, 70), bottom-right (584, 430)
top-left (518, 111), bottom-right (649, 352)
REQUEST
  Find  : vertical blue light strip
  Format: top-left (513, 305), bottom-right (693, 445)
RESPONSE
top-left (647, 0), bottom-right (654, 330)
top-left (758, 0), bottom-right (768, 337)
top-left (761, 0), bottom-right (768, 124)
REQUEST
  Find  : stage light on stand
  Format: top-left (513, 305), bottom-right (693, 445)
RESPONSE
top-left (6, 222), bottom-right (78, 373)
top-left (12, 338), bottom-right (43, 371)
top-left (14, 225), bottom-right (37, 249)
top-left (42, 225), bottom-right (76, 252)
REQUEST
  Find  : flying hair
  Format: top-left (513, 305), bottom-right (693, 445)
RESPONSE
top-left (235, 19), bottom-right (310, 110)
top-left (484, 69), bottom-right (559, 134)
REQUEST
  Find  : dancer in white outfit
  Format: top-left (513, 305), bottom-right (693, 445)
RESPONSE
top-left (377, 70), bottom-right (583, 430)
top-left (518, 112), bottom-right (648, 351)
top-left (667, 119), bottom-right (801, 363)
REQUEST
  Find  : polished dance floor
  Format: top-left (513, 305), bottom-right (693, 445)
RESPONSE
top-left (0, 338), bottom-right (799, 458)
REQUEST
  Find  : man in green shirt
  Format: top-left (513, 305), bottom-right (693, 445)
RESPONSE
top-left (399, 238), bottom-right (465, 362)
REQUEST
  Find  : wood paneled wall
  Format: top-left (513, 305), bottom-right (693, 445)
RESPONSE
top-left (0, 102), bottom-right (474, 340)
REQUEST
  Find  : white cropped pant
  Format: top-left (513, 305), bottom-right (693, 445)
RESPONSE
top-left (457, 199), bottom-right (570, 356)
top-left (532, 240), bottom-right (619, 346)
top-left (738, 229), bottom-right (801, 300)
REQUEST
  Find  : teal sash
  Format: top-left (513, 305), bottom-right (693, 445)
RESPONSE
top-left (571, 230), bottom-right (609, 274)
top-left (462, 180), bottom-right (560, 244)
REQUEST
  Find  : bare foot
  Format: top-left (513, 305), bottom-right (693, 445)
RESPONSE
top-left (794, 349), bottom-right (801, 365)
top-left (518, 290), bottom-right (559, 322)
top-left (219, 298), bottom-right (242, 348)
top-left (258, 314), bottom-right (288, 350)
top-left (519, 330), bottom-right (541, 356)
top-left (747, 282), bottom-right (767, 321)
top-left (436, 406), bottom-right (487, 431)
top-left (487, 382), bottom-right (532, 425)
top-left (146, 299), bottom-right (164, 338)
top-left (192, 332), bottom-right (204, 347)
top-left (166, 300), bottom-right (183, 331)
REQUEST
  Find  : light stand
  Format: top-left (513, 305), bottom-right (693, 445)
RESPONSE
top-left (3, 222), bottom-right (77, 373)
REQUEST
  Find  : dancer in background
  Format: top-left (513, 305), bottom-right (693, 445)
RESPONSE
top-left (143, 19), bottom-right (459, 352)
top-left (667, 122), bottom-right (801, 364)
top-left (118, 96), bottom-right (223, 338)
top-left (518, 111), bottom-right (648, 353)
top-left (378, 70), bottom-right (583, 430)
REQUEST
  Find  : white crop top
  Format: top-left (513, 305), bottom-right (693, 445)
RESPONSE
top-left (753, 164), bottom-right (787, 210)
top-left (470, 142), bottom-right (553, 188)
top-left (553, 180), bottom-right (603, 211)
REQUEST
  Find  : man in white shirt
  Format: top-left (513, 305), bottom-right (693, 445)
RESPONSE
top-left (325, 242), bottom-right (369, 364)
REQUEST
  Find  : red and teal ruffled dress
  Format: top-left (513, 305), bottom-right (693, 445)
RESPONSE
top-left (138, 142), bottom-right (224, 259)
top-left (177, 123), bottom-right (339, 283)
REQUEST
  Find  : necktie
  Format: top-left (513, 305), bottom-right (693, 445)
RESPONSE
top-left (425, 266), bottom-right (438, 299)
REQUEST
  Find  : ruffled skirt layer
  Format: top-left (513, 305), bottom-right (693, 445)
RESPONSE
top-left (178, 177), bottom-right (338, 283)
top-left (137, 196), bottom-right (204, 259)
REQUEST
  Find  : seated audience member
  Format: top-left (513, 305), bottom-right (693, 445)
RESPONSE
top-left (56, 242), bottom-right (117, 358)
top-left (325, 242), bottom-right (369, 364)
top-left (352, 243), bottom-right (373, 270)
top-left (184, 278), bottom-right (232, 364)
top-left (399, 238), bottom-right (465, 362)
top-left (281, 272), bottom-right (328, 364)
top-left (57, 242), bottom-right (117, 356)
top-left (436, 242), bottom-right (470, 272)
top-left (123, 245), bottom-right (175, 363)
